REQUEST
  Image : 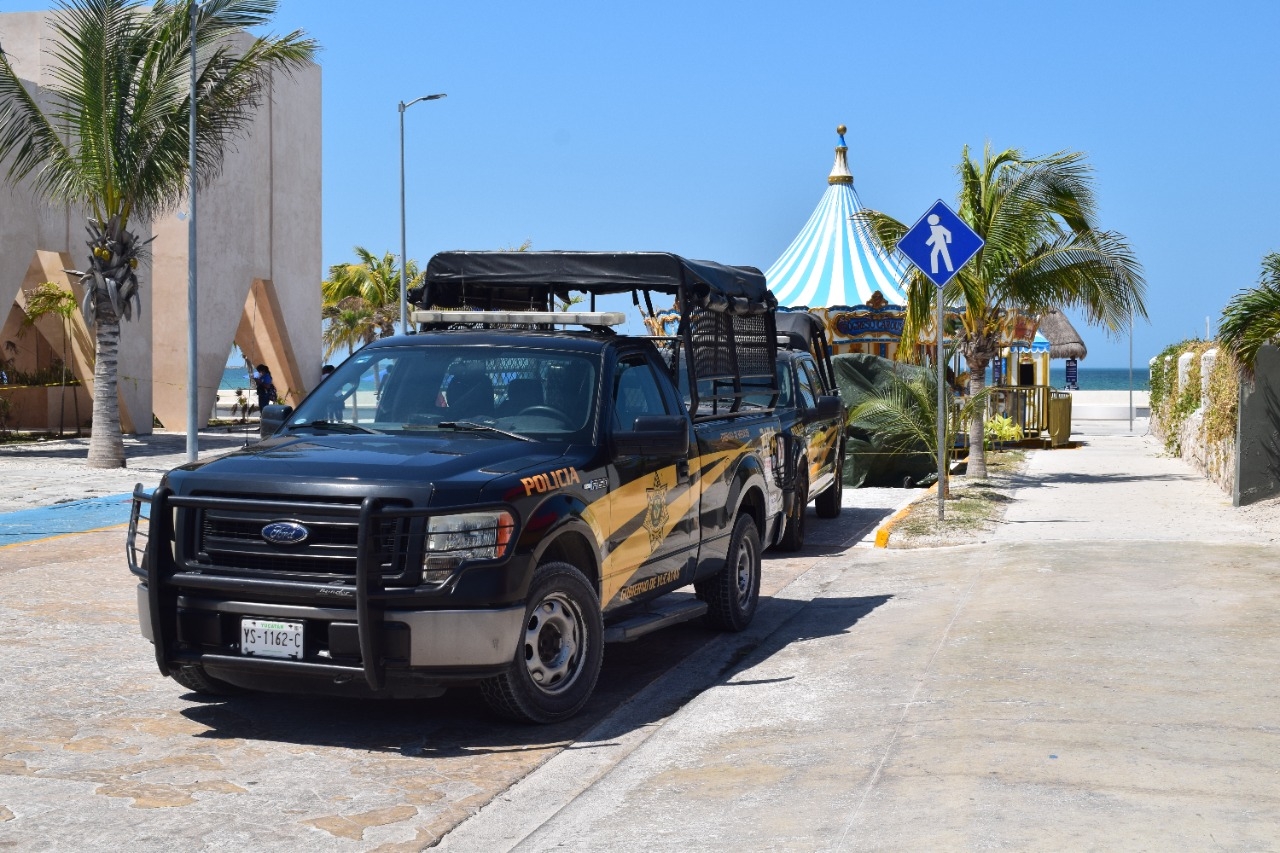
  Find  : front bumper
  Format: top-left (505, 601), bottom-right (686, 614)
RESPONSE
top-left (129, 485), bottom-right (527, 692)
top-left (136, 586), bottom-right (522, 669)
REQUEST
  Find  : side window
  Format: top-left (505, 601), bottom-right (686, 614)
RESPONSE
top-left (800, 361), bottom-right (826, 402)
top-left (612, 356), bottom-right (669, 430)
top-left (796, 360), bottom-right (818, 408)
top-left (777, 361), bottom-right (793, 407)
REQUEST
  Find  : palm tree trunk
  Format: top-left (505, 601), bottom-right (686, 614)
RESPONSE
top-left (87, 313), bottom-right (125, 468)
top-left (58, 325), bottom-right (68, 437)
top-left (966, 356), bottom-right (990, 479)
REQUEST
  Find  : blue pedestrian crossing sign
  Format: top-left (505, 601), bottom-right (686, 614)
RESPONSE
top-left (897, 200), bottom-right (983, 288)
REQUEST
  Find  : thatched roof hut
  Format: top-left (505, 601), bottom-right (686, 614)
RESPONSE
top-left (1037, 309), bottom-right (1087, 359)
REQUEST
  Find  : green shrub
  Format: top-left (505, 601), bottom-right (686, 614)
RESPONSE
top-left (1204, 348), bottom-right (1241, 447)
top-left (984, 413), bottom-right (1024, 449)
top-left (1151, 340), bottom-right (1212, 454)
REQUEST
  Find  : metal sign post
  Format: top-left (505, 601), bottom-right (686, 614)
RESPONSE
top-left (895, 200), bottom-right (985, 522)
top-left (936, 294), bottom-right (946, 520)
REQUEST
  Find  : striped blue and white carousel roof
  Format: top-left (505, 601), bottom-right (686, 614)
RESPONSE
top-left (766, 127), bottom-right (908, 308)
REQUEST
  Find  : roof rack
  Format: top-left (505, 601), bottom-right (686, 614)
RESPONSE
top-left (410, 309), bottom-right (626, 328)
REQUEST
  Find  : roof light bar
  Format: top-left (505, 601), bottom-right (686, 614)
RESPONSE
top-left (411, 310), bottom-right (626, 327)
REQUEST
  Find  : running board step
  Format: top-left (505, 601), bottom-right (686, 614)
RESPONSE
top-left (604, 594), bottom-right (708, 643)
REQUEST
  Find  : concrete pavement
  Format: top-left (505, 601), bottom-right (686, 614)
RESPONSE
top-left (2, 422), bottom-right (1278, 850)
top-left (437, 426), bottom-right (1280, 851)
top-left (0, 430), bottom-right (254, 514)
top-left (0, 431), bottom-right (912, 851)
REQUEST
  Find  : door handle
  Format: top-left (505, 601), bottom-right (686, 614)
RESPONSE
top-left (676, 459), bottom-right (690, 484)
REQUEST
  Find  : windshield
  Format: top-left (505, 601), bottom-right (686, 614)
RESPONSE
top-left (290, 345), bottom-right (599, 441)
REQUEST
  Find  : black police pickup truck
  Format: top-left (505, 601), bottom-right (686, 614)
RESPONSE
top-left (772, 310), bottom-right (847, 551)
top-left (128, 252), bottom-right (786, 722)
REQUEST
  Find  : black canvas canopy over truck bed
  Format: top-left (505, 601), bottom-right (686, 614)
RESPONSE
top-left (130, 250), bottom-right (788, 723)
top-left (411, 251), bottom-right (779, 417)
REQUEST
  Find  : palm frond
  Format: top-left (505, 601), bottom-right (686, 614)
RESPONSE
top-left (0, 0), bottom-right (318, 228)
top-left (0, 39), bottom-right (78, 202)
top-left (1219, 252), bottom-right (1280, 370)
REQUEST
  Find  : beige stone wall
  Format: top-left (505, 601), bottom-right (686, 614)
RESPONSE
top-left (0, 12), bottom-right (320, 434)
top-left (1150, 348), bottom-right (1236, 496)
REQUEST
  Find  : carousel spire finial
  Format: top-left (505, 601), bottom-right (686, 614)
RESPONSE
top-left (829, 124), bottom-right (853, 185)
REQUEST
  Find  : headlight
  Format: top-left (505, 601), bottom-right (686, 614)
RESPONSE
top-left (423, 510), bottom-right (516, 577)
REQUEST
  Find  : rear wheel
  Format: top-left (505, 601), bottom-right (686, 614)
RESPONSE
top-left (777, 463), bottom-right (808, 551)
top-left (816, 445), bottom-right (844, 519)
top-left (481, 562), bottom-right (603, 724)
top-left (696, 513), bottom-right (761, 632)
top-left (170, 664), bottom-right (244, 696)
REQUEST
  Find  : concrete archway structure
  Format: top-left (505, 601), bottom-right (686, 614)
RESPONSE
top-left (0, 11), bottom-right (320, 435)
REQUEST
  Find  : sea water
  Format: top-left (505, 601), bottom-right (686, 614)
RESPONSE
top-left (221, 366), bottom-right (253, 391)
top-left (1049, 366), bottom-right (1149, 391)
top-left (984, 365), bottom-right (1148, 391)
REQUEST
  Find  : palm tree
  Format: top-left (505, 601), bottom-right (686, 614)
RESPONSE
top-left (0, 0), bottom-right (316, 467)
top-left (1218, 252), bottom-right (1280, 372)
top-left (21, 281), bottom-right (88, 436)
top-left (321, 296), bottom-right (378, 360)
top-left (847, 359), bottom-right (989, 483)
top-left (322, 247), bottom-right (421, 338)
top-left (859, 145), bottom-right (1146, 478)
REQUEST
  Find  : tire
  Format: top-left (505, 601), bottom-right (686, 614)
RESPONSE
top-left (777, 463), bottom-right (807, 552)
top-left (696, 513), bottom-right (761, 632)
top-left (480, 561), bottom-right (604, 724)
top-left (170, 664), bottom-right (244, 696)
top-left (816, 445), bottom-right (844, 519)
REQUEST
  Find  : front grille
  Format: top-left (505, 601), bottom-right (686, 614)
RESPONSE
top-left (191, 497), bottom-right (413, 582)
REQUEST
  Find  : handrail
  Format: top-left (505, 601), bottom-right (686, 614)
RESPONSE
top-left (985, 384), bottom-right (1061, 437)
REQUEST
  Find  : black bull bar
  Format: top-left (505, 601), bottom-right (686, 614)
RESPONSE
top-left (129, 486), bottom-right (467, 692)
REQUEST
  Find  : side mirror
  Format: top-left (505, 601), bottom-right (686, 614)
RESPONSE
top-left (612, 414), bottom-right (690, 458)
top-left (260, 404), bottom-right (293, 439)
top-left (813, 394), bottom-right (843, 422)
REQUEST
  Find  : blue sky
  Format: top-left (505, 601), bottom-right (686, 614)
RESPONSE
top-left (14, 0), bottom-right (1280, 367)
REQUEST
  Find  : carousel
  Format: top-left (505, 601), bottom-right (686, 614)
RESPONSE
top-left (765, 125), bottom-right (913, 361)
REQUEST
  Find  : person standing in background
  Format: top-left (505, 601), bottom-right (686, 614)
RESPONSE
top-left (253, 363), bottom-right (277, 411)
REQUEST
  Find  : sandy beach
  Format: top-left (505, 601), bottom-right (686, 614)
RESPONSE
top-left (1068, 389), bottom-right (1150, 418)
top-left (1069, 389), bottom-right (1150, 406)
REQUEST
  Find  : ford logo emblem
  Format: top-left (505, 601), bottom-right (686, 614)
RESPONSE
top-left (262, 521), bottom-right (309, 545)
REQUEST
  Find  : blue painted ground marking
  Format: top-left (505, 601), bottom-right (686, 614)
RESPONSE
top-left (0, 494), bottom-right (136, 546)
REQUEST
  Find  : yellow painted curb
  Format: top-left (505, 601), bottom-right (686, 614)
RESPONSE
top-left (873, 483), bottom-right (940, 548)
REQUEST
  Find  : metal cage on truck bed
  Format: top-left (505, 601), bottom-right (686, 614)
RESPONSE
top-left (409, 251), bottom-right (779, 418)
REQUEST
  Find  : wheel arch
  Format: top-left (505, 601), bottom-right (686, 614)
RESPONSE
top-left (516, 493), bottom-right (603, 597)
top-left (531, 523), bottom-right (601, 598)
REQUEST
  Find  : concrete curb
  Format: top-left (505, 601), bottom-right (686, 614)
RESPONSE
top-left (871, 484), bottom-right (939, 548)
top-left (433, 553), bottom-right (835, 852)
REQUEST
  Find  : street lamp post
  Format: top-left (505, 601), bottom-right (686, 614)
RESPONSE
top-left (398, 93), bottom-right (446, 336)
top-left (186, 1), bottom-right (204, 463)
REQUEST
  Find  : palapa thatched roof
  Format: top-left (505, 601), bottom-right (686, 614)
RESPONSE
top-left (1037, 309), bottom-right (1087, 359)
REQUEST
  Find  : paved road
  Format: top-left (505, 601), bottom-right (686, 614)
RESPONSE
top-left (437, 428), bottom-right (1280, 852)
top-left (0, 449), bottom-right (908, 851)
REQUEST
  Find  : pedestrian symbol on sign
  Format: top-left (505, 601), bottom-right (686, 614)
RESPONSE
top-left (896, 200), bottom-right (984, 288)
top-left (925, 214), bottom-right (953, 275)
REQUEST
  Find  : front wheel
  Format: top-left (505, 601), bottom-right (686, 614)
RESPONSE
top-left (696, 513), bottom-right (761, 632)
top-left (480, 562), bottom-right (604, 724)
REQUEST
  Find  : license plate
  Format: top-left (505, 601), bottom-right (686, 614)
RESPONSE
top-left (240, 618), bottom-right (304, 659)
